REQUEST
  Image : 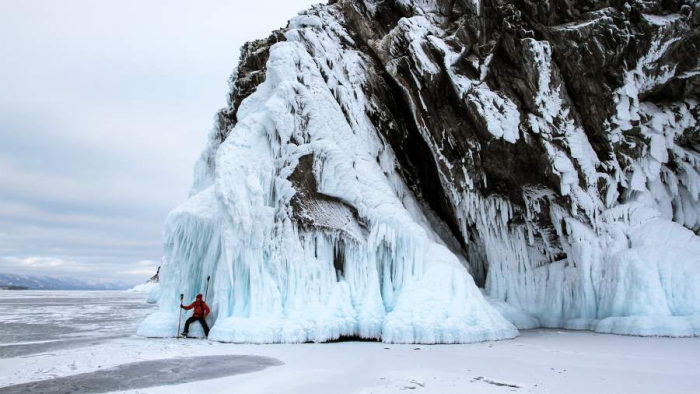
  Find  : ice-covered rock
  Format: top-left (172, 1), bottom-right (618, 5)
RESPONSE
top-left (140, 0), bottom-right (700, 341)
top-left (130, 266), bottom-right (161, 304)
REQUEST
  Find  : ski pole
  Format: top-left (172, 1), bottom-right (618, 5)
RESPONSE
top-left (204, 275), bottom-right (211, 302)
top-left (177, 293), bottom-right (183, 339)
top-left (204, 275), bottom-right (211, 301)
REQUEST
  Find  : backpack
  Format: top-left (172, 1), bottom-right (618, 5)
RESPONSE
top-left (193, 300), bottom-right (204, 316)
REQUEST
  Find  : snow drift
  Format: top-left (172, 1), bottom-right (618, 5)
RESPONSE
top-left (139, 0), bottom-right (700, 342)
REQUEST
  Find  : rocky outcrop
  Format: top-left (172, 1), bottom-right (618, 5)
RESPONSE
top-left (140, 0), bottom-right (700, 342)
top-left (148, 266), bottom-right (160, 283)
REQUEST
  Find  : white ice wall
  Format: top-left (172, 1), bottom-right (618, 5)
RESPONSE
top-left (139, 5), bottom-right (516, 344)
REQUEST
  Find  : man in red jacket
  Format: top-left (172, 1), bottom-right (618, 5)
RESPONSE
top-left (181, 294), bottom-right (210, 337)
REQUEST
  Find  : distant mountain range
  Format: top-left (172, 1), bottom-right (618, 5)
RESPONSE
top-left (0, 273), bottom-right (132, 290)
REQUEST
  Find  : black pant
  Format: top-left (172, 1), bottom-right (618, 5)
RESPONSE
top-left (182, 316), bottom-right (210, 336)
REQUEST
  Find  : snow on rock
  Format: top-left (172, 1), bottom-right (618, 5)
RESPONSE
top-left (289, 15), bottom-right (323, 29)
top-left (427, 35), bottom-right (521, 143)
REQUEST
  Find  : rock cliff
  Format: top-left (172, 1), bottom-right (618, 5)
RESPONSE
top-left (139, 0), bottom-right (700, 342)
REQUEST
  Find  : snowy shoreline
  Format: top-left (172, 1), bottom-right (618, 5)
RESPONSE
top-left (2, 330), bottom-right (699, 394)
top-left (2, 291), bottom-right (699, 393)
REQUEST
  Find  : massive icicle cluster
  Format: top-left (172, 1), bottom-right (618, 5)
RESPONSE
top-left (139, 0), bottom-right (700, 341)
top-left (139, 2), bottom-right (516, 343)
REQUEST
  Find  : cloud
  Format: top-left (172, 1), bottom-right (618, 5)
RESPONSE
top-left (0, 0), bottom-right (320, 283)
top-left (121, 269), bottom-right (160, 276)
top-left (17, 256), bottom-right (78, 269)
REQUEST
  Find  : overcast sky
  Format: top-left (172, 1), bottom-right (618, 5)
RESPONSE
top-left (0, 0), bottom-right (320, 285)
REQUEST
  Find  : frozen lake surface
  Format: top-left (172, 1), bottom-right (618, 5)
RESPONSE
top-left (0, 291), bottom-right (699, 393)
top-left (0, 291), bottom-right (154, 358)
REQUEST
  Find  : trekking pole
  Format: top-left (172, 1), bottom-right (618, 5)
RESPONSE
top-left (177, 293), bottom-right (183, 339)
top-left (204, 275), bottom-right (211, 302)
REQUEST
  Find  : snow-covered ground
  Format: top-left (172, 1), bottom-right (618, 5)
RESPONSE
top-left (1, 291), bottom-right (699, 393)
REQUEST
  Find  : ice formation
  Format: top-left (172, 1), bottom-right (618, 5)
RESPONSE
top-left (139, 0), bottom-right (700, 341)
top-left (129, 283), bottom-right (161, 305)
top-left (130, 266), bottom-right (162, 304)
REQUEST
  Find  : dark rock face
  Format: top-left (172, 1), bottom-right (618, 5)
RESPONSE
top-left (331, 0), bottom-right (699, 280)
top-left (289, 153), bottom-right (368, 242)
top-left (148, 266), bottom-right (160, 283)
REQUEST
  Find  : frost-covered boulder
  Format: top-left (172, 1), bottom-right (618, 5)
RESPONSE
top-left (140, 0), bottom-right (700, 341)
top-left (146, 285), bottom-right (161, 305)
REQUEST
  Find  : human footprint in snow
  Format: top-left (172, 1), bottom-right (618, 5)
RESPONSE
top-left (180, 294), bottom-right (210, 338)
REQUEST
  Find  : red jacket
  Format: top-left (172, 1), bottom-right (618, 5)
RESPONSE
top-left (182, 299), bottom-right (210, 318)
